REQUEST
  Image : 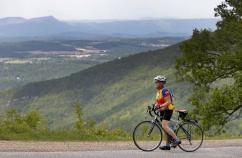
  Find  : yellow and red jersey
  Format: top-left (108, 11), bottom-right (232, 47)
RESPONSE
top-left (155, 86), bottom-right (175, 111)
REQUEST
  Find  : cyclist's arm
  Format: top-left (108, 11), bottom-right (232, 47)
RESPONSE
top-left (154, 95), bottom-right (172, 109)
top-left (154, 102), bottom-right (159, 109)
top-left (160, 95), bottom-right (172, 108)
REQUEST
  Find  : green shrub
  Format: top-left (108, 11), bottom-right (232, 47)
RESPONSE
top-left (0, 104), bottom-right (131, 141)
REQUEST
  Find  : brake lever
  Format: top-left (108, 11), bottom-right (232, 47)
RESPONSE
top-left (147, 106), bottom-right (151, 112)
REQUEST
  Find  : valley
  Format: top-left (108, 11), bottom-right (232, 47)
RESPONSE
top-left (0, 37), bottom-right (185, 92)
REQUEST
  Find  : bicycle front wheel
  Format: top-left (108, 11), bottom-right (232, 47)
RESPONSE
top-left (133, 121), bottom-right (162, 151)
top-left (176, 122), bottom-right (203, 152)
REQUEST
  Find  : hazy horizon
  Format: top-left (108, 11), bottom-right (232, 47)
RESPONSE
top-left (0, 0), bottom-right (224, 21)
top-left (0, 15), bottom-right (221, 21)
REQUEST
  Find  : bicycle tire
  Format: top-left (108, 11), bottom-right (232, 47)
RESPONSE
top-left (176, 122), bottom-right (203, 152)
top-left (133, 121), bottom-right (162, 151)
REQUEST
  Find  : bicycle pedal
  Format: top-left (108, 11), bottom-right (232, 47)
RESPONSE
top-left (170, 143), bottom-right (174, 147)
top-left (171, 145), bottom-right (177, 148)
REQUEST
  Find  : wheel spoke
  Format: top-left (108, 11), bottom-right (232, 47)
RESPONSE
top-left (176, 122), bottom-right (203, 152)
top-left (133, 121), bottom-right (162, 151)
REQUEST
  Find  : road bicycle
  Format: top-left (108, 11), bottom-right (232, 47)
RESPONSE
top-left (133, 105), bottom-right (203, 152)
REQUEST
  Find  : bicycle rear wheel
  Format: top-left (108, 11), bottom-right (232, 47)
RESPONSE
top-left (176, 122), bottom-right (203, 152)
top-left (133, 121), bottom-right (162, 151)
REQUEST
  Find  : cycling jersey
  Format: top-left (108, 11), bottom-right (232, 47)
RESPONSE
top-left (155, 86), bottom-right (175, 111)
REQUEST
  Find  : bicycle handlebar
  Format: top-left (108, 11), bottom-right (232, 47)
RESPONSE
top-left (147, 104), bottom-right (160, 117)
top-left (147, 105), bottom-right (197, 123)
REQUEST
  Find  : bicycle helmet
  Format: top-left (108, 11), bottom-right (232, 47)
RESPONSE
top-left (154, 75), bottom-right (167, 84)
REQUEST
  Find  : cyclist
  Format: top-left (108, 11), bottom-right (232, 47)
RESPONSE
top-left (154, 75), bottom-right (181, 150)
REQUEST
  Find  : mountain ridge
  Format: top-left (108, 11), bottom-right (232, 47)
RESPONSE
top-left (0, 16), bottom-right (219, 38)
top-left (0, 17), bottom-right (26, 26)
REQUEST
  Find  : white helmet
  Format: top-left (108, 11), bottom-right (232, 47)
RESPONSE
top-left (154, 75), bottom-right (167, 83)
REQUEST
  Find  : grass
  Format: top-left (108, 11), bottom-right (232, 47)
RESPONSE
top-left (1, 129), bottom-right (241, 142)
top-left (0, 131), bottom-right (132, 142)
top-left (204, 135), bottom-right (242, 140)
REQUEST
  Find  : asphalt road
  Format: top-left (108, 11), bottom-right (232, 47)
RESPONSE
top-left (0, 147), bottom-right (241, 158)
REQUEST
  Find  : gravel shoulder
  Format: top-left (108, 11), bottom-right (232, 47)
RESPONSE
top-left (0, 139), bottom-right (241, 152)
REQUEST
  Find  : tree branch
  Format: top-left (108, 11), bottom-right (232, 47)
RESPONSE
top-left (225, 104), bottom-right (242, 121)
top-left (206, 51), bottom-right (222, 56)
top-left (228, 109), bottom-right (242, 121)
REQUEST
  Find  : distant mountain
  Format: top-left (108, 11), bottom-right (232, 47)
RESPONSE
top-left (0, 16), bottom-right (219, 38)
top-left (76, 19), bottom-right (219, 35)
top-left (0, 17), bottom-right (26, 26)
top-left (144, 31), bottom-right (189, 37)
top-left (56, 31), bottom-right (104, 38)
top-left (0, 16), bottom-right (73, 36)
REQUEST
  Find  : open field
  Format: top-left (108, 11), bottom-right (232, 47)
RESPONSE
top-left (3, 60), bottom-right (32, 64)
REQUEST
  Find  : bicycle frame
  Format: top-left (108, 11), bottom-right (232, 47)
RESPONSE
top-left (151, 114), bottom-right (176, 143)
top-left (148, 106), bottom-right (192, 144)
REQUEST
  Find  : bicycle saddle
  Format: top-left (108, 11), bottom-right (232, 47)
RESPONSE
top-left (175, 110), bottom-right (187, 113)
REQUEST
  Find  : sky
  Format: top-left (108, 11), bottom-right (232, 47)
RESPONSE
top-left (0, 0), bottom-right (224, 20)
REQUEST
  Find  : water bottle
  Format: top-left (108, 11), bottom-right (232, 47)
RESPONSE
top-left (171, 124), bottom-right (174, 131)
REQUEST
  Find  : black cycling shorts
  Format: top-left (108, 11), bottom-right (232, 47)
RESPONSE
top-left (160, 110), bottom-right (173, 121)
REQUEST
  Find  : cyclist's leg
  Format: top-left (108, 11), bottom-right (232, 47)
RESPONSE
top-left (161, 110), bottom-right (177, 143)
top-left (161, 120), bottom-right (177, 142)
top-left (162, 119), bottom-right (181, 147)
top-left (159, 111), bottom-right (171, 150)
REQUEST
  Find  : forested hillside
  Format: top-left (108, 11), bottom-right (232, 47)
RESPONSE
top-left (0, 43), bottom-right (191, 131)
top-left (0, 59), bottom-right (101, 91)
top-left (0, 42), bottom-right (240, 135)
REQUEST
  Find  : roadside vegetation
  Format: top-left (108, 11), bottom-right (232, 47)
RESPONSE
top-left (0, 103), bottom-right (130, 141)
top-left (0, 103), bottom-right (240, 142)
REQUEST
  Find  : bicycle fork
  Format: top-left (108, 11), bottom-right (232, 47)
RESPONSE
top-left (147, 117), bottom-right (157, 137)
